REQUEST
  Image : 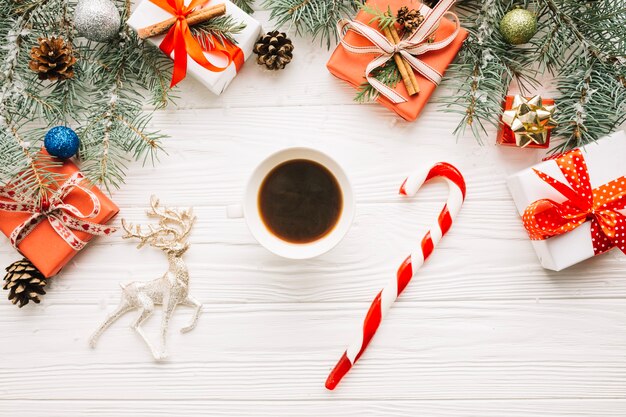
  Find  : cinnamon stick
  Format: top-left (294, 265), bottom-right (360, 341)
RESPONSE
top-left (137, 3), bottom-right (227, 40)
top-left (388, 25), bottom-right (420, 94)
top-left (381, 26), bottom-right (416, 96)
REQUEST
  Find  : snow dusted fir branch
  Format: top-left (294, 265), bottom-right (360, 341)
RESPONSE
top-left (441, 0), bottom-right (625, 150)
top-left (0, 9), bottom-right (64, 203)
top-left (0, 0), bottom-right (173, 198)
top-left (260, 0), bottom-right (623, 150)
top-left (537, 0), bottom-right (626, 153)
top-left (438, 0), bottom-right (538, 143)
top-left (264, 0), bottom-right (366, 48)
top-left (77, 3), bottom-right (170, 192)
top-left (232, 0), bottom-right (255, 14)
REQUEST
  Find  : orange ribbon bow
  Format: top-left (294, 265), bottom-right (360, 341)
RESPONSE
top-left (150, 0), bottom-right (237, 87)
top-left (523, 149), bottom-right (626, 256)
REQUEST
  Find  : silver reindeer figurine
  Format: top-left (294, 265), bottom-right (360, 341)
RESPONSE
top-left (89, 196), bottom-right (202, 360)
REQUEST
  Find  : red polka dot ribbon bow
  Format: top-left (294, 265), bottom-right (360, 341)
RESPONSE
top-left (0, 172), bottom-right (116, 251)
top-left (523, 149), bottom-right (626, 256)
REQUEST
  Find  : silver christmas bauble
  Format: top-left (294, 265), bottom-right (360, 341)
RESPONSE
top-left (74, 0), bottom-right (121, 42)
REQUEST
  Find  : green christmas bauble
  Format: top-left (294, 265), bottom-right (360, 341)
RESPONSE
top-left (499, 8), bottom-right (537, 45)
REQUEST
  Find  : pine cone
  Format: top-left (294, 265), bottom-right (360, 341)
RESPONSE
top-left (422, 0), bottom-right (440, 7)
top-left (396, 6), bottom-right (425, 34)
top-left (253, 31), bottom-right (294, 71)
top-left (29, 37), bottom-right (77, 81)
top-left (3, 259), bottom-right (47, 308)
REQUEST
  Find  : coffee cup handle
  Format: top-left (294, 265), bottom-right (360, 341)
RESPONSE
top-left (226, 204), bottom-right (244, 219)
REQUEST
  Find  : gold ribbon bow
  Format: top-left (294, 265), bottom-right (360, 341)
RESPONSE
top-left (501, 95), bottom-right (557, 147)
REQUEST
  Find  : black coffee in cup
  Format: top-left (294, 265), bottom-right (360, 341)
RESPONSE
top-left (258, 159), bottom-right (343, 244)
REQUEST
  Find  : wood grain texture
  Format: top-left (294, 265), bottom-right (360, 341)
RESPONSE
top-left (4, 400), bottom-right (626, 417)
top-left (2, 301), bottom-right (626, 400)
top-left (0, 2), bottom-right (625, 416)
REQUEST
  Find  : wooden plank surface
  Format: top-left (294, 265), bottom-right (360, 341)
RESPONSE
top-left (0, 2), bottom-right (625, 417)
top-left (4, 400), bottom-right (626, 417)
top-left (2, 301), bottom-right (626, 400)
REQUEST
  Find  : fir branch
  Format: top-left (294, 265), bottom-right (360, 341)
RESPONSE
top-left (541, 0), bottom-right (624, 65)
top-left (190, 15), bottom-right (247, 49)
top-left (435, 0), bottom-right (625, 152)
top-left (354, 61), bottom-right (402, 103)
top-left (551, 55), bottom-right (626, 153)
top-left (359, 4), bottom-right (396, 29)
top-left (535, 0), bottom-right (626, 149)
top-left (0, 0), bottom-right (174, 196)
top-left (232, 0), bottom-right (255, 14)
top-left (11, 0), bottom-right (54, 16)
top-left (264, 0), bottom-right (365, 48)
top-left (138, 43), bottom-right (173, 109)
top-left (78, 10), bottom-right (165, 192)
top-left (438, 0), bottom-right (527, 143)
top-left (0, 11), bottom-right (62, 201)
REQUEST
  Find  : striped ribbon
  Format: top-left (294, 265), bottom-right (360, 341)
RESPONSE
top-left (0, 172), bottom-right (116, 251)
top-left (325, 162), bottom-right (467, 390)
top-left (337, 0), bottom-right (460, 103)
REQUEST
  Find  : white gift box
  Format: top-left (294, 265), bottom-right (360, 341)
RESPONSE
top-left (507, 130), bottom-right (626, 271)
top-left (128, 0), bottom-right (262, 95)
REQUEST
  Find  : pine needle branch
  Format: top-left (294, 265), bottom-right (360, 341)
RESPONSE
top-left (438, 0), bottom-right (525, 143)
top-left (440, 0), bottom-right (624, 150)
top-left (190, 15), bottom-right (247, 48)
top-left (354, 61), bottom-right (402, 103)
top-left (0, 10), bottom-right (61, 202)
top-left (360, 4), bottom-right (396, 29)
top-left (0, 0), bottom-right (175, 196)
top-left (232, 0), bottom-right (255, 14)
top-left (264, 0), bottom-right (365, 48)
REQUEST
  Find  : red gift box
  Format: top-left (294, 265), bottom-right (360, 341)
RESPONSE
top-left (327, 0), bottom-right (468, 121)
top-left (0, 157), bottom-right (118, 277)
top-left (497, 95), bottom-right (555, 148)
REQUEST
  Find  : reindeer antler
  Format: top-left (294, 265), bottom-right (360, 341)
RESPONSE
top-left (121, 219), bottom-right (169, 249)
top-left (147, 195), bottom-right (195, 242)
top-left (120, 196), bottom-right (195, 251)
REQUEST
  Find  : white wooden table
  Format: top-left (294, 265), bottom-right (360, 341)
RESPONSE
top-left (2, 7), bottom-right (626, 417)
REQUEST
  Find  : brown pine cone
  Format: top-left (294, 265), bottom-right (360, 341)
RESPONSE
top-left (3, 259), bottom-right (47, 308)
top-left (29, 36), bottom-right (77, 81)
top-left (253, 31), bottom-right (294, 71)
top-left (396, 6), bottom-right (425, 34)
top-left (422, 0), bottom-right (440, 7)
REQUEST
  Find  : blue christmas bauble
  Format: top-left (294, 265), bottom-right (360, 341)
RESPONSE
top-left (44, 126), bottom-right (80, 159)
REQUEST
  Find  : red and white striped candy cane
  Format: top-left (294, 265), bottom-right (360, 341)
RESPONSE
top-left (325, 162), bottom-right (466, 390)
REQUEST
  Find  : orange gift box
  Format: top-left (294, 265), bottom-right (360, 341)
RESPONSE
top-left (497, 95), bottom-right (554, 148)
top-left (0, 158), bottom-right (119, 278)
top-left (326, 0), bottom-right (468, 121)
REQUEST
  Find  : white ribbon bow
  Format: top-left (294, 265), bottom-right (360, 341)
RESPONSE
top-left (337, 0), bottom-right (460, 103)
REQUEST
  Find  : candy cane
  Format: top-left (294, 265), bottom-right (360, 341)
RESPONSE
top-left (325, 162), bottom-right (466, 390)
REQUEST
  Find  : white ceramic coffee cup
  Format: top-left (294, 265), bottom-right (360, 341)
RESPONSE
top-left (227, 147), bottom-right (355, 259)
